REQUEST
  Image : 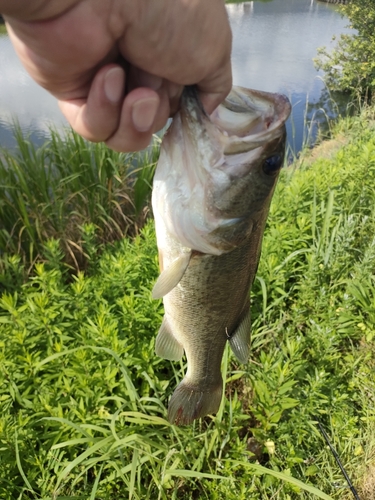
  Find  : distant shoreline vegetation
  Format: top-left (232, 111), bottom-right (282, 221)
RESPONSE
top-left (316, 0), bottom-right (374, 101)
top-left (318, 0), bottom-right (348, 4)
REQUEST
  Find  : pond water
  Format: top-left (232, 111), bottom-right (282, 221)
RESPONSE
top-left (228, 0), bottom-right (353, 153)
top-left (0, 0), bottom-right (353, 153)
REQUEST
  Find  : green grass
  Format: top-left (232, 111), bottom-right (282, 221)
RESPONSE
top-left (1, 109), bottom-right (375, 498)
top-left (0, 126), bottom-right (159, 273)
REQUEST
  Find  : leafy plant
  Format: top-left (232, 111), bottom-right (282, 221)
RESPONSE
top-left (1, 107), bottom-right (375, 498)
top-left (315, 0), bottom-right (375, 100)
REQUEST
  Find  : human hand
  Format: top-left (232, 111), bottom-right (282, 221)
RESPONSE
top-left (3, 0), bottom-right (232, 152)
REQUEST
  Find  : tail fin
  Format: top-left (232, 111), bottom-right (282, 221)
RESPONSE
top-left (167, 378), bottom-right (223, 425)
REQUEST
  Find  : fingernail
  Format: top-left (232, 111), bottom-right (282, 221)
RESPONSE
top-left (104, 67), bottom-right (124, 103)
top-left (132, 97), bottom-right (159, 132)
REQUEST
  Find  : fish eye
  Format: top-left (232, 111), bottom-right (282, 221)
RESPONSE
top-left (262, 154), bottom-right (283, 176)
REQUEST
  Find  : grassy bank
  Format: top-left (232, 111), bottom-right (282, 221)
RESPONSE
top-left (1, 110), bottom-right (375, 499)
top-left (0, 126), bottom-right (159, 275)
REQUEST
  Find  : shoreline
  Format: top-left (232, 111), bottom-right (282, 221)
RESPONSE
top-left (317, 0), bottom-right (348, 3)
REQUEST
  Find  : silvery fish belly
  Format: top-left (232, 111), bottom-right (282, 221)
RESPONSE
top-left (152, 86), bottom-right (291, 425)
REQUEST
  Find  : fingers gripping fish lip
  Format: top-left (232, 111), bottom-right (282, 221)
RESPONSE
top-left (152, 86), bottom-right (291, 425)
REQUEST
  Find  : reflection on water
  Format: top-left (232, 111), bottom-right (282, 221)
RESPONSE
top-left (0, 0), bottom-right (353, 153)
top-left (0, 33), bottom-right (68, 148)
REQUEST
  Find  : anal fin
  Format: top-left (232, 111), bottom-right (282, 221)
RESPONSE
top-left (229, 308), bottom-right (251, 364)
top-left (152, 251), bottom-right (192, 299)
top-left (155, 317), bottom-right (184, 361)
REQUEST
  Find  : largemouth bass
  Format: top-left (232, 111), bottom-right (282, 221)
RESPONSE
top-left (152, 86), bottom-right (291, 425)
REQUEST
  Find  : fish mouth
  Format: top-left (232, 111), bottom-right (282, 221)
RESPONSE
top-left (210, 87), bottom-right (291, 154)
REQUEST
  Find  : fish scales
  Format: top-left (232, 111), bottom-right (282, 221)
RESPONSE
top-left (152, 86), bottom-right (291, 425)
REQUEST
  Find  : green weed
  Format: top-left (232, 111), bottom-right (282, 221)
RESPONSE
top-left (1, 109), bottom-right (375, 498)
top-left (0, 126), bottom-right (159, 272)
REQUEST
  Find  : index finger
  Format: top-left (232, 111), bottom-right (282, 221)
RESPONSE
top-left (197, 54), bottom-right (232, 115)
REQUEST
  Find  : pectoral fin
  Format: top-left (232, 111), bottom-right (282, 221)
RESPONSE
top-left (155, 317), bottom-right (184, 361)
top-left (152, 251), bottom-right (192, 299)
top-left (229, 308), bottom-right (251, 364)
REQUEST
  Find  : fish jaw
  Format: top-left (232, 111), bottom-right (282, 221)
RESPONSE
top-left (211, 86), bottom-right (291, 153)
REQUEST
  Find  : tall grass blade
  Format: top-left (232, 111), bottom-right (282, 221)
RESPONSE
top-left (216, 343), bottom-right (230, 423)
top-left (14, 432), bottom-right (36, 496)
top-left (89, 463), bottom-right (104, 500)
top-left (256, 276), bottom-right (268, 319)
top-left (229, 461), bottom-right (334, 500)
top-left (129, 449), bottom-right (139, 500)
top-left (318, 190), bottom-right (335, 255)
top-left (164, 469), bottom-right (229, 481)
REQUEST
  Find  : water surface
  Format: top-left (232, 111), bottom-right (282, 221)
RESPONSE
top-left (0, 30), bottom-right (66, 149)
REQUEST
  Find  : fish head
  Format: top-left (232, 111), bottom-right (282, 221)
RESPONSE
top-left (206, 87), bottom-right (291, 251)
top-left (152, 86), bottom-right (291, 255)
